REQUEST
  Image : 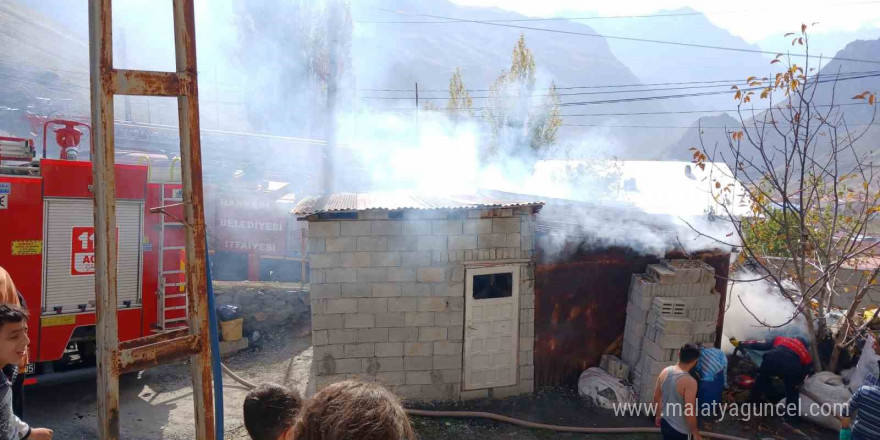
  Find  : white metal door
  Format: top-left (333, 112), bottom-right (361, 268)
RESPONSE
top-left (43, 198), bottom-right (143, 313)
top-left (463, 265), bottom-right (520, 390)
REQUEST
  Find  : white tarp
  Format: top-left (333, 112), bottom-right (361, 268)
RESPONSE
top-left (780, 372), bottom-right (851, 431)
top-left (850, 334), bottom-right (880, 392)
top-left (577, 367), bottom-right (637, 409)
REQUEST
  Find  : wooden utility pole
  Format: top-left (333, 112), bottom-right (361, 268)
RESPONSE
top-left (88, 1), bottom-right (215, 439)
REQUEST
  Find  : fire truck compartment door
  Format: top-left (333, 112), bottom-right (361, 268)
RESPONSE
top-left (43, 199), bottom-right (144, 313)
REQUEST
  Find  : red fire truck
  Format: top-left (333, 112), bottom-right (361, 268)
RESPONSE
top-left (0, 120), bottom-right (186, 386)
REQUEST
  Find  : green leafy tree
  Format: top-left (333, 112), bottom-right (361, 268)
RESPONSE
top-left (483, 33), bottom-right (562, 159)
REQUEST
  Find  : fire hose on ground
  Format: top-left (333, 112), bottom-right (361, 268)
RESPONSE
top-left (217, 362), bottom-right (749, 439)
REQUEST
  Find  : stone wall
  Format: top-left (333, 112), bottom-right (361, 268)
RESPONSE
top-left (213, 281), bottom-right (310, 334)
top-left (305, 206), bottom-right (537, 401)
top-left (621, 260), bottom-right (720, 403)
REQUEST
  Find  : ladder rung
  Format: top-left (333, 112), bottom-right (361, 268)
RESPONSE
top-left (165, 317), bottom-right (188, 323)
top-left (166, 282), bottom-right (186, 287)
top-left (165, 306), bottom-right (187, 311)
top-left (164, 222), bottom-right (184, 227)
top-left (165, 197), bottom-right (183, 202)
top-left (164, 294), bottom-right (187, 299)
top-left (163, 246), bottom-right (185, 250)
top-left (162, 270), bottom-right (184, 275)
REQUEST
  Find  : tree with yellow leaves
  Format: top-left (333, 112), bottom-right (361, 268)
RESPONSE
top-left (692, 25), bottom-right (879, 372)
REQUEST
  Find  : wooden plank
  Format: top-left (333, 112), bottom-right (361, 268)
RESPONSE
top-left (172, 1), bottom-right (215, 439)
top-left (88, 0), bottom-right (120, 439)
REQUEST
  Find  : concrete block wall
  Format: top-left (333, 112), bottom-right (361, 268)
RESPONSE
top-left (621, 260), bottom-right (720, 403)
top-left (305, 206), bottom-right (537, 401)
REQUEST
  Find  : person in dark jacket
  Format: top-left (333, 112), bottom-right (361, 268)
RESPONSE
top-left (734, 335), bottom-right (814, 421)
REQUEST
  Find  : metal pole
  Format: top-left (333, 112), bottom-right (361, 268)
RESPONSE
top-left (171, 1), bottom-right (215, 439)
top-left (88, 1), bottom-right (120, 439)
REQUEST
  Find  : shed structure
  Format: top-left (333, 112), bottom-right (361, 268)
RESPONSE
top-left (294, 192), bottom-right (543, 401)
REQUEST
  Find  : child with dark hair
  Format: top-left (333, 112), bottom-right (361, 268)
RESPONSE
top-left (654, 343), bottom-right (703, 440)
top-left (243, 383), bottom-right (302, 440)
top-left (0, 305), bottom-right (51, 440)
top-left (293, 380), bottom-right (415, 440)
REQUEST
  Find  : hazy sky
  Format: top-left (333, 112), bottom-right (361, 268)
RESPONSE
top-left (452, 0), bottom-right (880, 43)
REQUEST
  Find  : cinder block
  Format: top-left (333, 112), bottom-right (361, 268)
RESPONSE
top-left (399, 282), bottom-right (430, 296)
top-left (314, 344), bottom-right (344, 360)
top-left (439, 368), bottom-right (462, 384)
top-left (641, 338), bottom-right (677, 362)
top-left (341, 282), bottom-right (372, 298)
top-left (433, 251), bottom-right (449, 264)
top-left (386, 268), bottom-right (416, 282)
top-left (419, 327), bottom-right (448, 342)
top-left (433, 341), bottom-right (463, 356)
top-left (434, 311), bottom-right (464, 327)
top-left (389, 327), bottom-right (419, 342)
top-left (327, 268), bottom-right (358, 283)
top-left (520, 365), bottom-right (535, 380)
top-left (341, 252), bottom-right (371, 268)
top-left (419, 297), bottom-right (449, 312)
top-left (388, 236), bottom-right (419, 252)
top-left (375, 313), bottom-right (406, 328)
top-left (358, 328), bottom-right (389, 343)
top-left (451, 266), bottom-right (465, 282)
top-left (693, 320), bottom-right (717, 335)
top-left (464, 219), bottom-right (492, 235)
top-left (328, 329), bottom-right (359, 344)
top-left (478, 233), bottom-right (508, 249)
top-left (358, 298), bottom-right (389, 314)
top-left (310, 269), bottom-right (325, 284)
top-left (518, 350), bottom-right (534, 366)
top-left (313, 330), bottom-right (329, 346)
top-left (377, 371), bottom-right (406, 386)
top-left (405, 312), bottom-right (435, 327)
top-left (371, 252), bottom-right (402, 267)
top-left (656, 316), bottom-right (693, 335)
top-left (400, 251), bottom-right (433, 267)
top-left (418, 236), bottom-right (447, 251)
top-left (375, 342), bottom-right (404, 357)
top-left (404, 342), bottom-right (433, 357)
top-left (519, 379), bottom-right (535, 394)
top-left (422, 384), bottom-right (459, 400)
top-left (432, 220), bottom-right (463, 236)
top-left (310, 222), bottom-right (340, 237)
top-left (371, 221), bottom-right (402, 236)
top-left (344, 314), bottom-right (375, 329)
top-left (345, 343), bottom-right (375, 358)
top-left (372, 283), bottom-right (402, 298)
top-left (388, 297), bottom-right (418, 312)
top-left (308, 237), bottom-right (326, 253)
top-left (656, 332), bottom-right (693, 349)
top-left (355, 268), bottom-right (385, 282)
top-left (647, 264), bottom-right (676, 284)
top-left (433, 355), bottom-right (462, 370)
top-left (312, 314), bottom-right (344, 330)
top-left (311, 283), bottom-right (341, 299)
top-left (357, 237), bottom-right (388, 252)
top-left (364, 357), bottom-right (404, 373)
top-left (433, 283), bottom-right (463, 297)
top-left (335, 358), bottom-right (363, 374)
top-left (418, 267), bottom-right (448, 282)
top-left (325, 298), bottom-right (358, 314)
top-left (401, 221), bottom-right (431, 236)
top-left (449, 235), bottom-right (477, 250)
top-left (341, 221), bottom-right (371, 237)
top-left (652, 297), bottom-right (690, 316)
top-left (311, 253), bottom-right (341, 269)
top-left (404, 356), bottom-right (432, 370)
top-left (519, 308), bottom-right (535, 323)
top-left (492, 218), bottom-right (520, 234)
top-left (326, 236), bottom-right (357, 252)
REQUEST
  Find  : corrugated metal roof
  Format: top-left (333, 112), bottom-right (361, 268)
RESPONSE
top-left (293, 190), bottom-right (544, 216)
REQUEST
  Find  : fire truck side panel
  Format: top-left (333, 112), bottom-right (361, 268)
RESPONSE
top-left (37, 309), bottom-right (143, 361)
top-left (42, 159), bottom-right (147, 199)
top-left (0, 176), bottom-right (44, 361)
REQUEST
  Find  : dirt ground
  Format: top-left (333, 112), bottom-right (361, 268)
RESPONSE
top-left (26, 323), bottom-right (837, 440)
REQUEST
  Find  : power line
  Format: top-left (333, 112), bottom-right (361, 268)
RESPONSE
top-left (358, 1), bottom-right (880, 24)
top-left (359, 71), bottom-right (880, 99)
top-left (561, 122), bottom-right (880, 129)
top-left (375, 8), bottom-right (880, 65)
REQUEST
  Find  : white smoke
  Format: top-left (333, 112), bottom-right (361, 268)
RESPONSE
top-left (721, 271), bottom-right (810, 354)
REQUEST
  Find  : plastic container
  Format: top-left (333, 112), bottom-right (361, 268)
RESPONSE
top-left (220, 317), bottom-right (243, 342)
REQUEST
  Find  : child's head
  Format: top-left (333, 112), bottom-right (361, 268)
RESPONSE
top-left (293, 380), bottom-right (415, 440)
top-left (0, 304), bottom-right (28, 367)
top-left (243, 383), bottom-right (302, 440)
